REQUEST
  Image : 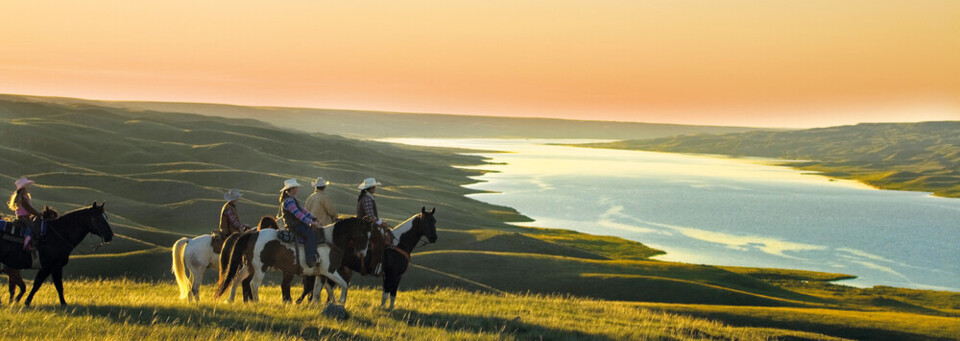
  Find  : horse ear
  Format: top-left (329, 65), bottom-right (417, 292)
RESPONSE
top-left (91, 201), bottom-right (98, 208)
top-left (431, 207), bottom-right (436, 214)
top-left (100, 202), bottom-right (106, 209)
top-left (421, 206), bottom-right (426, 213)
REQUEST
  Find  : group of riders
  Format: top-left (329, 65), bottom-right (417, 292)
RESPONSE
top-left (7, 174), bottom-right (390, 270)
top-left (218, 176), bottom-right (389, 269)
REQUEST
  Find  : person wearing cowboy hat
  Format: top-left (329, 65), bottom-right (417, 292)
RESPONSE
top-left (356, 177), bottom-right (389, 229)
top-left (9, 177), bottom-right (41, 251)
top-left (304, 177), bottom-right (338, 226)
top-left (279, 179), bottom-right (323, 267)
top-left (219, 188), bottom-right (250, 237)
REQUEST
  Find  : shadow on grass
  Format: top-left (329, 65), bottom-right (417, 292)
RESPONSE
top-left (389, 308), bottom-right (617, 340)
top-left (32, 303), bottom-right (373, 340)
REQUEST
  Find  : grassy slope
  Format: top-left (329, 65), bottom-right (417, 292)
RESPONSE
top-left (2, 96), bottom-right (959, 339)
top-left (0, 279), bottom-right (849, 341)
top-left (575, 122), bottom-right (960, 198)
top-left (0, 94), bottom-right (764, 139)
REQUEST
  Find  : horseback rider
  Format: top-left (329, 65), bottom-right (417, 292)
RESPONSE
top-left (357, 177), bottom-right (389, 230)
top-left (218, 188), bottom-right (250, 238)
top-left (357, 177), bottom-right (392, 275)
top-left (8, 177), bottom-right (40, 251)
top-left (305, 177), bottom-right (338, 226)
top-left (278, 179), bottom-right (323, 268)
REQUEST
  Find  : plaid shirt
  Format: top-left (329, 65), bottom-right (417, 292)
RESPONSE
top-left (283, 197), bottom-right (316, 225)
top-left (358, 193), bottom-right (381, 225)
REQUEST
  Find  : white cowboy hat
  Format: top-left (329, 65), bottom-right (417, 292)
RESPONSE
top-left (224, 188), bottom-right (242, 201)
top-left (281, 179), bottom-right (301, 192)
top-left (15, 177), bottom-right (34, 190)
top-left (357, 177), bottom-right (382, 190)
top-left (312, 177), bottom-right (330, 188)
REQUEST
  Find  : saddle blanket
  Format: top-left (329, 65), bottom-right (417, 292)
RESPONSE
top-left (0, 220), bottom-right (49, 239)
top-left (277, 228), bottom-right (327, 245)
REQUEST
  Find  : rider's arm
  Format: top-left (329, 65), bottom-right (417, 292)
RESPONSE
top-left (283, 198), bottom-right (316, 225)
top-left (20, 196), bottom-right (41, 217)
top-left (322, 197), bottom-right (338, 221)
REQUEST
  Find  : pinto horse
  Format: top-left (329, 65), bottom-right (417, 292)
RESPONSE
top-left (171, 216), bottom-right (278, 301)
top-left (213, 217), bottom-right (371, 303)
top-left (299, 207), bottom-right (438, 310)
top-left (1, 207), bottom-right (60, 304)
top-left (0, 203), bottom-right (113, 307)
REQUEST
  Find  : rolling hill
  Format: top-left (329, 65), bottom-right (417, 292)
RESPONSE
top-left (0, 94), bottom-right (766, 139)
top-left (576, 122), bottom-right (960, 198)
top-left (1, 95), bottom-right (959, 339)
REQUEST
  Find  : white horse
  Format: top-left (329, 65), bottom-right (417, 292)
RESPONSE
top-left (172, 217), bottom-right (277, 301)
top-left (214, 217), bottom-right (370, 304)
top-left (171, 234), bottom-right (218, 301)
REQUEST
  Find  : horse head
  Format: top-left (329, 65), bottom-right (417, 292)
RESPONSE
top-left (41, 206), bottom-right (59, 220)
top-left (86, 202), bottom-right (114, 243)
top-left (257, 216), bottom-right (279, 230)
top-left (418, 207), bottom-right (438, 243)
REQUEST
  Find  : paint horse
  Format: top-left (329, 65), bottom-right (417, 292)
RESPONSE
top-left (171, 216), bottom-right (278, 301)
top-left (0, 207), bottom-right (60, 304)
top-left (213, 217), bottom-right (371, 303)
top-left (0, 203), bottom-right (113, 307)
top-left (301, 207), bottom-right (438, 310)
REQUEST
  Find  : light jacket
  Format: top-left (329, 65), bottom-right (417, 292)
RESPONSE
top-left (304, 190), bottom-right (338, 226)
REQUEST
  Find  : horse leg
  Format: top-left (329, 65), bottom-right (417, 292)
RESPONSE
top-left (5, 269), bottom-right (12, 304)
top-left (296, 276), bottom-right (315, 304)
top-left (190, 263), bottom-right (205, 302)
top-left (24, 268), bottom-right (51, 307)
top-left (52, 267), bottom-right (67, 306)
top-left (14, 270), bottom-right (25, 303)
top-left (388, 274), bottom-right (401, 310)
top-left (323, 278), bottom-right (335, 304)
top-left (322, 271), bottom-right (349, 304)
top-left (280, 272), bottom-right (294, 303)
top-left (227, 265), bottom-right (249, 303)
top-left (249, 268), bottom-right (265, 302)
top-left (241, 276), bottom-right (253, 302)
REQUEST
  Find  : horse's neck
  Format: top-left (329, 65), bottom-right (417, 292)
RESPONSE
top-left (48, 212), bottom-right (89, 247)
top-left (394, 220), bottom-right (421, 252)
top-left (390, 217), bottom-right (416, 246)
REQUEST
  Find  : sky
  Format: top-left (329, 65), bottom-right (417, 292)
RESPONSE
top-left (1, 1), bottom-right (958, 127)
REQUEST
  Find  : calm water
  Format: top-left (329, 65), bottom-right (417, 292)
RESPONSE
top-left (383, 138), bottom-right (960, 291)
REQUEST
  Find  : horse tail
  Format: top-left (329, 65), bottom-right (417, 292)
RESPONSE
top-left (218, 233), bottom-right (241, 278)
top-left (171, 237), bottom-right (191, 300)
top-left (214, 232), bottom-right (254, 300)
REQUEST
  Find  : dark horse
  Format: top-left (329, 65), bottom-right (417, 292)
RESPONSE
top-left (1, 207), bottom-right (59, 304)
top-left (299, 207), bottom-right (438, 310)
top-left (213, 216), bottom-right (371, 303)
top-left (0, 203), bottom-right (113, 306)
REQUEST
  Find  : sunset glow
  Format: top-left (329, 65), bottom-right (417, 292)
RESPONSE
top-left (2, 0), bottom-right (958, 127)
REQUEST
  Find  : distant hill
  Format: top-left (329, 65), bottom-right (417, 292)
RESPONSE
top-left (577, 122), bottom-right (960, 198)
top-left (0, 94), bottom-right (766, 139)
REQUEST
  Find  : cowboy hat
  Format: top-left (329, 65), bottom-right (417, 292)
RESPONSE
top-left (15, 177), bottom-right (34, 190)
top-left (281, 179), bottom-right (301, 192)
top-left (312, 177), bottom-right (330, 188)
top-left (357, 177), bottom-right (382, 190)
top-left (224, 188), bottom-right (243, 201)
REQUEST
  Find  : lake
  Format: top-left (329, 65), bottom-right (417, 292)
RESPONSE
top-left (383, 138), bottom-right (960, 291)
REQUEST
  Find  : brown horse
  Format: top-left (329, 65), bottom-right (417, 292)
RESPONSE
top-left (299, 208), bottom-right (438, 310)
top-left (214, 217), bottom-right (371, 303)
top-left (2, 206), bottom-right (59, 304)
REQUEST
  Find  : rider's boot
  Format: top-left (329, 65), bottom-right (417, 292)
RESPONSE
top-left (22, 235), bottom-right (34, 251)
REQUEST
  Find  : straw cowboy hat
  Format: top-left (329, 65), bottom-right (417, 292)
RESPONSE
top-left (312, 177), bottom-right (330, 188)
top-left (357, 177), bottom-right (381, 190)
top-left (224, 188), bottom-right (243, 201)
top-left (15, 177), bottom-right (34, 190)
top-left (281, 179), bottom-right (301, 192)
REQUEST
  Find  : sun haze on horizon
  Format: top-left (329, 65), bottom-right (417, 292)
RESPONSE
top-left (1, 0), bottom-right (958, 128)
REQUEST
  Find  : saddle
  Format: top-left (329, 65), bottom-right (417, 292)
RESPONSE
top-left (0, 218), bottom-right (45, 245)
top-left (210, 232), bottom-right (228, 254)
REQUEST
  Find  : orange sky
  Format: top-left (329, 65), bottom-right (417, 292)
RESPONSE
top-left (1, 1), bottom-right (958, 127)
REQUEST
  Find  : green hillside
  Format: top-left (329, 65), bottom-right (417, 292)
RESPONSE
top-left (576, 122), bottom-right (960, 198)
top-left (0, 94), bottom-right (765, 139)
top-left (2, 95), bottom-right (959, 339)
